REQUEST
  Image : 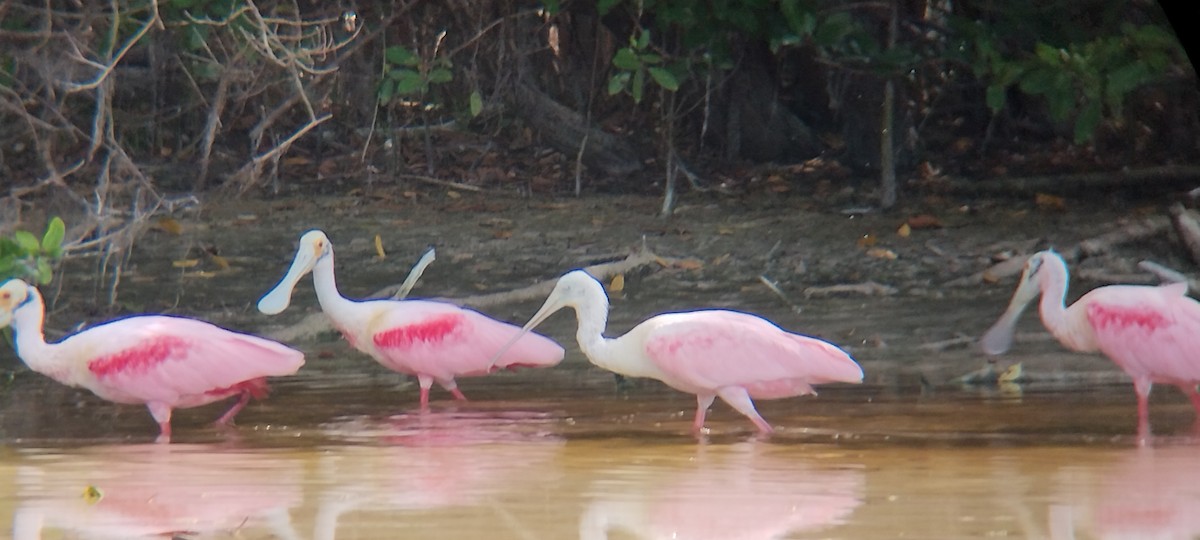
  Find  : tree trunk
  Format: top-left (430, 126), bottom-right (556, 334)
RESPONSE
top-left (512, 81), bottom-right (643, 178)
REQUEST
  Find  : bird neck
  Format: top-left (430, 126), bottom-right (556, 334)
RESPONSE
top-left (8, 289), bottom-right (64, 377)
top-left (311, 251), bottom-right (355, 317)
top-left (570, 281), bottom-right (633, 376)
top-left (1037, 255), bottom-right (1073, 339)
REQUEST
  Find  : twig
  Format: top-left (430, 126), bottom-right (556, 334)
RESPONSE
top-left (758, 275), bottom-right (802, 313)
top-left (803, 281), bottom-right (898, 298)
top-left (396, 174), bottom-right (486, 192)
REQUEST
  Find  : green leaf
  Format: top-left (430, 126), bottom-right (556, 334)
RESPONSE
top-left (631, 68), bottom-right (645, 103)
top-left (597, 0), bottom-right (621, 16)
top-left (813, 12), bottom-right (852, 47)
top-left (541, 0), bottom-right (560, 15)
top-left (0, 255), bottom-right (15, 276)
top-left (41, 217), bottom-right (64, 254)
top-left (428, 68), bottom-right (453, 84)
top-left (1034, 43), bottom-right (1063, 65)
top-left (469, 90), bottom-right (483, 117)
top-left (636, 30), bottom-right (650, 50)
top-left (13, 231), bottom-right (38, 254)
top-left (640, 53), bottom-right (663, 65)
top-left (395, 71), bottom-right (426, 95)
top-left (1074, 100), bottom-right (1103, 144)
top-left (613, 48), bottom-right (640, 71)
top-left (36, 258), bottom-right (52, 285)
top-left (1017, 68), bottom-right (1056, 95)
top-left (985, 84), bottom-right (1007, 112)
top-left (378, 79), bottom-right (395, 103)
top-left (648, 67), bottom-right (679, 91)
top-left (385, 46), bottom-right (420, 67)
top-left (607, 73), bottom-right (627, 95)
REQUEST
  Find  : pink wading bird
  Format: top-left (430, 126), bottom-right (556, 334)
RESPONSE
top-left (257, 230), bottom-right (564, 408)
top-left (981, 249), bottom-right (1200, 439)
top-left (502, 270), bottom-right (864, 434)
top-left (0, 279), bottom-right (305, 442)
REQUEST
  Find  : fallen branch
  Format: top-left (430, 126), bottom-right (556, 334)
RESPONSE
top-left (940, 165), bottom-right (1200, 197)
top-left (1169, 203), bottom-right (1200, 268)
top-left (396, 174), bottom-right (487, 193)
top-left (1069, 216), bottom-right (1171, 259)
top-left (803, 281), bottom-right (897, 298)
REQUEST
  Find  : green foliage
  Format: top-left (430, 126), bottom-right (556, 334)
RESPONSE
top-left (607, 30), bottom-right (684, 104)
top-left (0, 218), bottom-right (66, 286)
top-left (958, 19), bottom-right (1186, 144)
top-left (378, 45), bottom-right (454, 104)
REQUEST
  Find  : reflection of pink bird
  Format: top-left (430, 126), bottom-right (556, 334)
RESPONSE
top-left (981, 250), bottom-right (1200, 439)
top-left (257, 230), bottom-right (564, 408)
top-left (507, 270), bottom-right (863, 434)
top-left (13, 444), bottom-right (303, 540)
top-left (0, 279), bottom-right (305, 442)
top-left (580, 443), bottom-right (863, 539)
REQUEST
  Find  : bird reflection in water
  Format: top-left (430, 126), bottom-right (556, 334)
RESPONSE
top-left (313, 410), bottom-right (565, 540)
top-left (1050, 446), bottom-right (1200, 539)
top-left (12, 444), bottom-right (303, 540)
top-left (579, 442), bottom-right (864, 539)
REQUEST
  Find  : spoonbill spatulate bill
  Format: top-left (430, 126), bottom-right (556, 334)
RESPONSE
top-left (981, 249), bottom-right (1200, 439)
top-left (505, 270), bottom-right (863, 434)
top-left (258, 230), bottom-right (564, 408)
top-left (0, 279), bottom-right (305, 442)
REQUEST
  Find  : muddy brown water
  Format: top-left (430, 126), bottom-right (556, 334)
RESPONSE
top-left (2, 193), bottom-right (1199, 538)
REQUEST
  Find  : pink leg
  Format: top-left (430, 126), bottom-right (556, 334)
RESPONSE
top-left (1134, 378), bottom-right (1153, 445)
top-left (147, 402), bottom-right (173, 444)
top-left (1178, 383), bottom-right (1200, 417)
top-left (441, 379), bottom-right (468, 402)
top-left (716, 387), bottom-right (774, 434)
top-left (418, 375), bottom-right (434, 410)
top-left (693, 394), bottom-right (716, 433)
top-left (216, 391), bottom-right (253, 426)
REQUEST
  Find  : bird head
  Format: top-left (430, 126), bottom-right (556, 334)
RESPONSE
top-left (979, 250), bottom-right (1055, 355)
top-left (258, 230), bottom-right (333, 315)
top-left (0, 279), bottom-right (32, 328)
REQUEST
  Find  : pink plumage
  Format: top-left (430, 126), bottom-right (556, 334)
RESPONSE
top-left (506, 270), bottom-right (863, 434)
top-left (981, 250), bottom-right (1200, 440)
top-left (258, 230), bottom-right (564, 408)
top-left (0, 279), bottom-right (305, 442)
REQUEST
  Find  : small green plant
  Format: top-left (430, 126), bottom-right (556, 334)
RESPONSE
top-left (378, 45), bottom-right (454, 104)
top-left (607, 29), bottom-right (681, 104)
top-left (0, 217), bottom-right (66, 286)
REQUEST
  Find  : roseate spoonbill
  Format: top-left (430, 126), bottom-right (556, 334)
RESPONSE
top-left (504, 270), bottom-right (864, 434)
top-left (257, 230), bottom-right (564, 408)
top-left (0, 279), bottom-right (305, 442)
top-left (981, 249), bottom-right (1200, 439)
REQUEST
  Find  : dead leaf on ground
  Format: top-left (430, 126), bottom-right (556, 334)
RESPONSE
top-left (446, 191), bottom-right (462, 199)
top-left (172, 259), bottom-right (200, 268)
top-left (1035, 193), bottom-right (1067, 211)
top-left (907, 214), bottom-right (943, 229)
top-left (374, 234), bottom-right (386, 259)
top-left (209, 254), bottom-right (231, 270)
top-left (897, 223), bottom-right (912, 238)
top-left (866, 248), bottom-right (898, 260)
top-left (674, 258), bottom-right (704, 270)
top-left (608, 274), bottom-right (625, 293)
top-left (155, 217), bottom-right (184, 235)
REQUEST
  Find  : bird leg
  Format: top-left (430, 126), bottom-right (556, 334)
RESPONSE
top-left (147, 402), bottom-right (173, 443)
top-left (716, 387), bottom-right (774, 434)
top-left (418, 375), bottom-right (434, 410)
top-left (441, 379), bottom-right (468, 402)
top-left (215, 390), bottom-right (253, 426)
top-left (1134, 378), bottom-right (1153, 445)
top-left (693, 394), bottom-right (715, 433)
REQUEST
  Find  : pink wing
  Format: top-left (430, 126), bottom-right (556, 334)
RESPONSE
top-left (369, 300), bottom-right (563, 381)
top-left (643, 310), bottom-right (862, 397)
top-left (67, 316), bottom-right (304, 405)
top-left (1084, 283), bottom-right (1200, 385)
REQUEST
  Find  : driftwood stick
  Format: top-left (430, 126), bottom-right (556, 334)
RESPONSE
top-left (803, 281), bottom-right (897, 298)
top-left (945, 165), bottom-right (1200, 196)
top-left (442, 249), bottom-right (664, 308)
top-left (1169, 203), bottom-right (1200, 268)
